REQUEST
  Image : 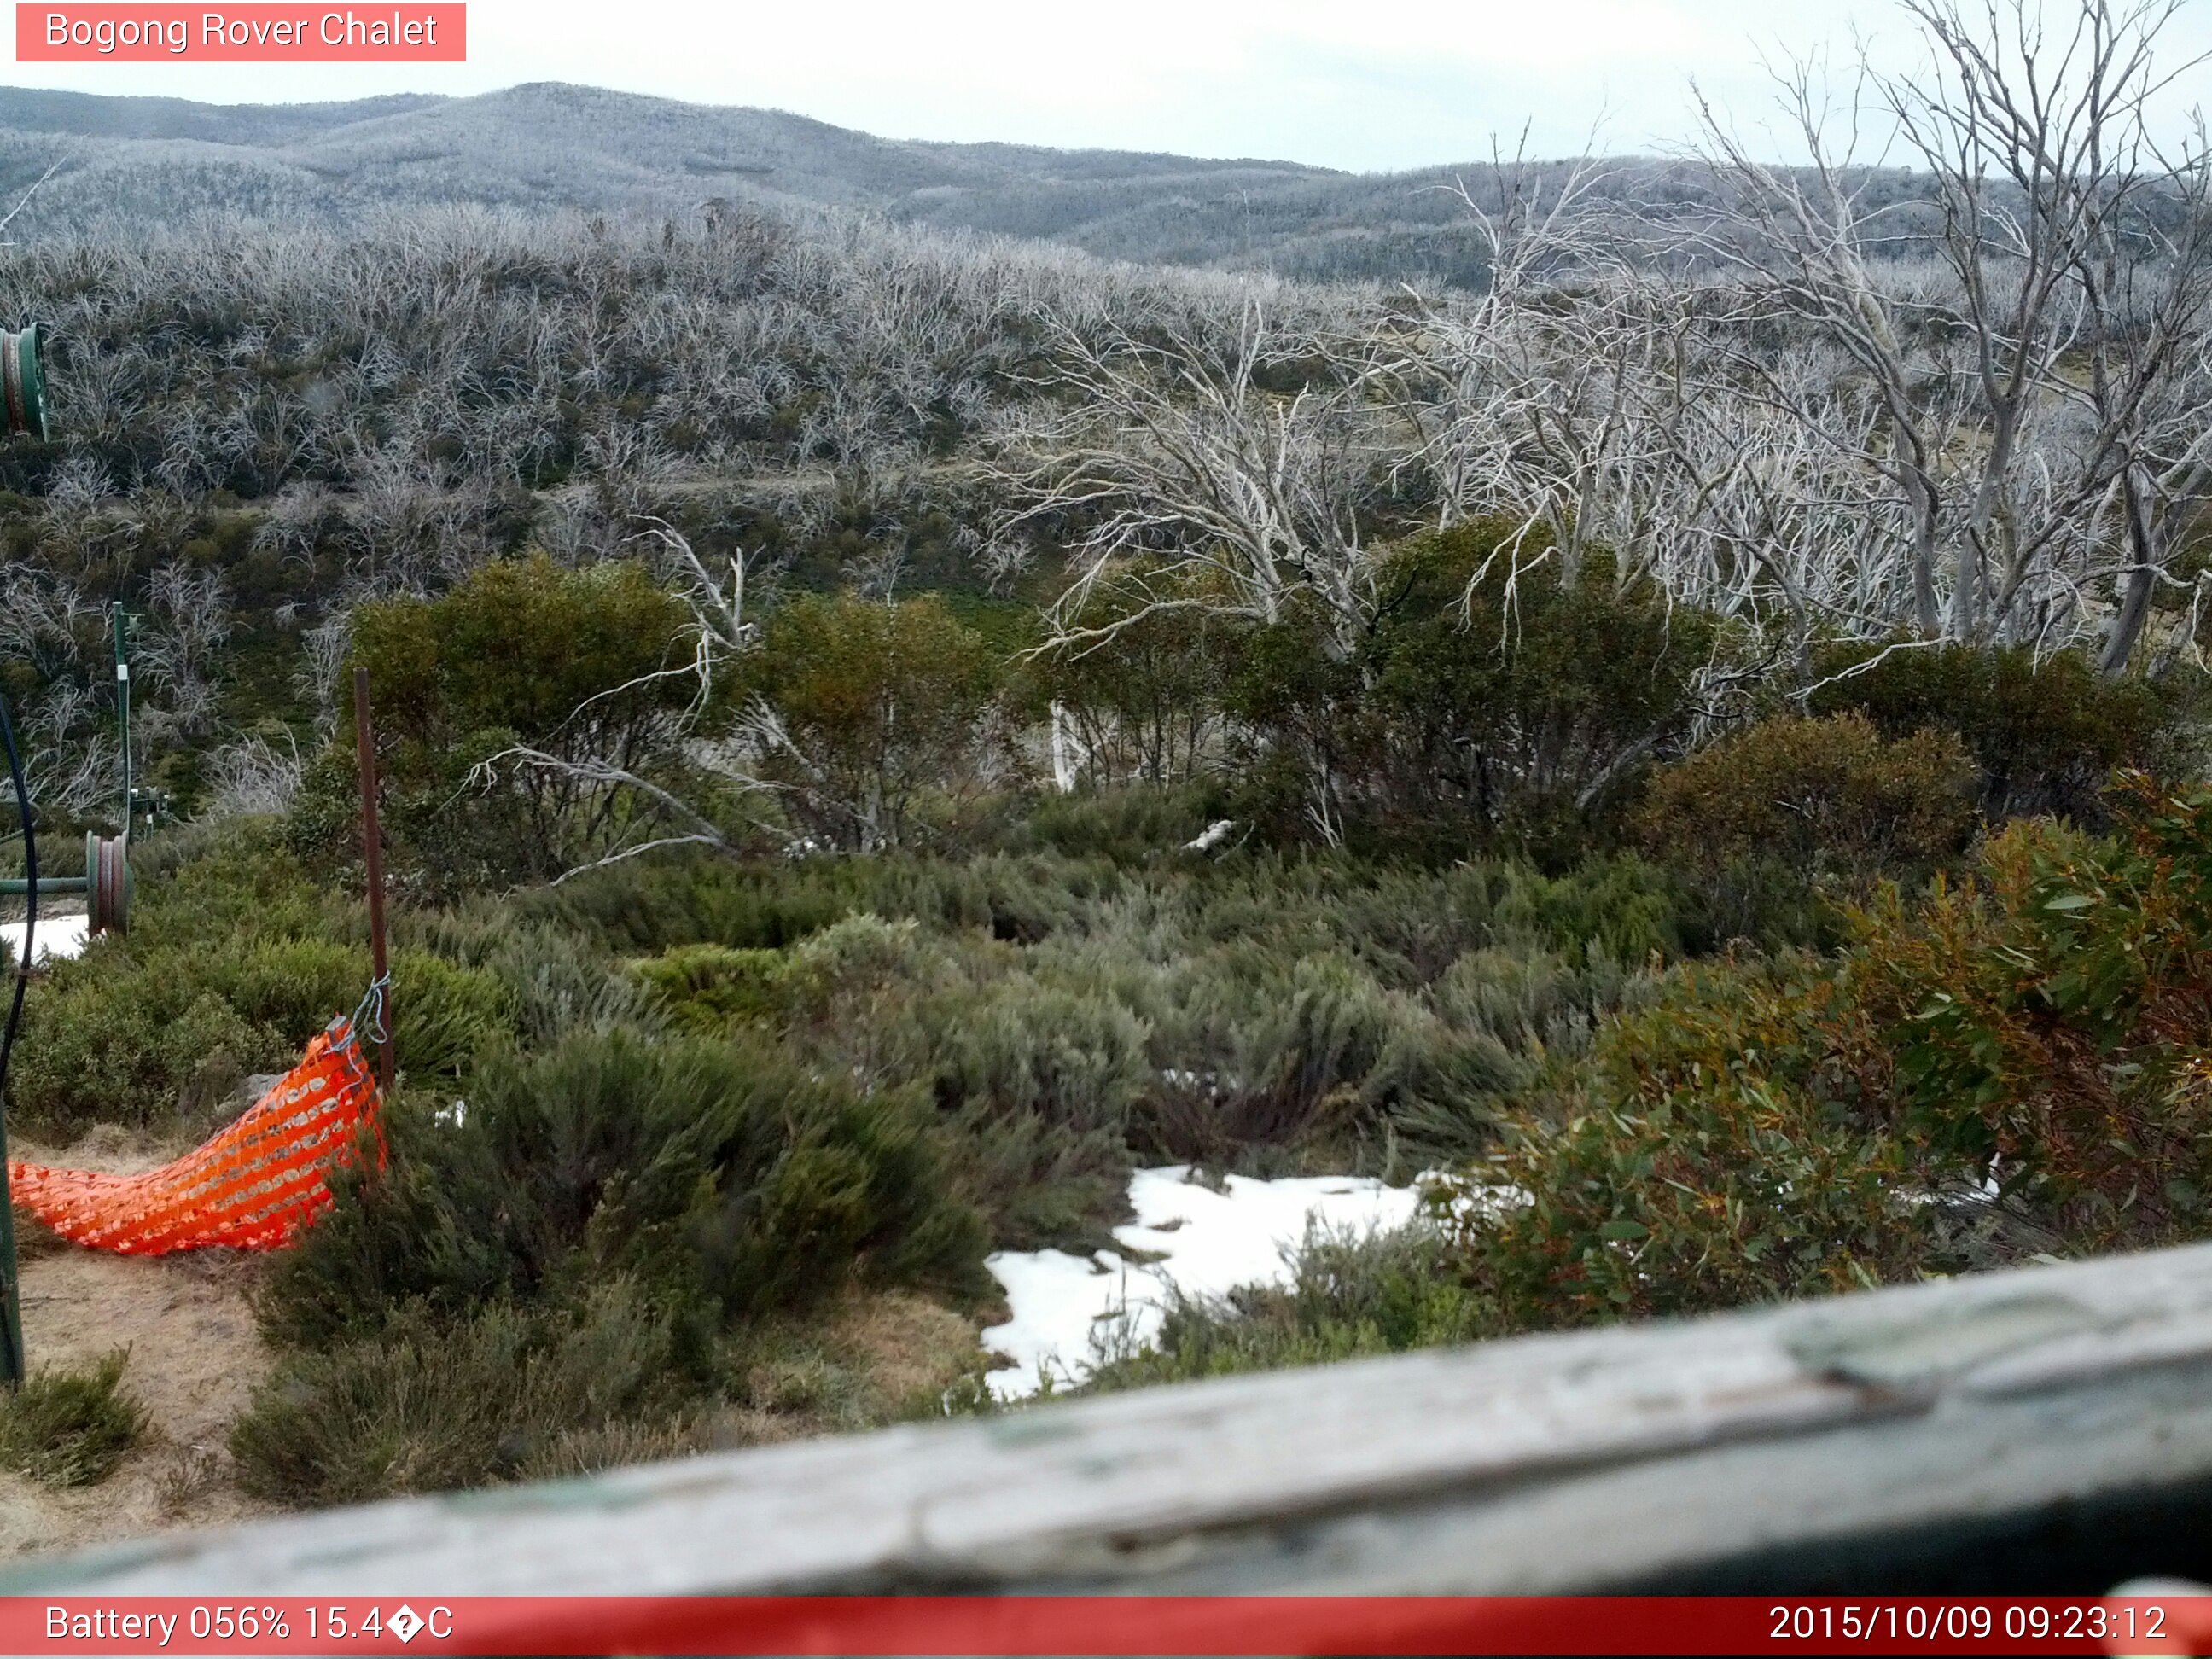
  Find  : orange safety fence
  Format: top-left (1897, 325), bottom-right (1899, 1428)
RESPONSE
top-left (7, 1012), bottom-right (384, 1255)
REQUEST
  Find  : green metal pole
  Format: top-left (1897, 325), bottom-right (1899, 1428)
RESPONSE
top-left (112, 608), bottom-right (131, 841)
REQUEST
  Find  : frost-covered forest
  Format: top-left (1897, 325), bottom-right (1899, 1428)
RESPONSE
top-left (7, 0), bottom-right (2212, 1513)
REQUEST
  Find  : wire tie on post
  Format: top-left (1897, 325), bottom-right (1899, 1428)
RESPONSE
top-left (351, 971), bottom-right (393, 1050)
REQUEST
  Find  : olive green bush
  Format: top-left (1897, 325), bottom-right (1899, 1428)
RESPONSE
top-left (632, 943), bottom-right (792, 1034)
top-left (12, 894), bottom-right (515, 1138)
top-left (1022, 563), bottom-right (1228, 789)
top-left (1807, 643), bottom-right (2197, 825)
top-left (598, 850), bottom-right (1680, 1248)
top-left (1441, 777), bottom-right (2212, 1333)
top-left (1441, 958), bottom-right (1949, 1330)
top-left (255, 1027), bottom-right (989, 1353)
top-left (11, 981), bottom-right (281, 1138)
top-left (1082, 1223), bottom-right (1487, 1392)
top-left (239, 1027), bottom-right (988, 1502)
top-left (742, 591), bottom-right (998, 851)
top-left (290, 554), bottom-right (701, 894)
top-left (1227, 523), bottom-right (1714, 858)
top-left (233, 1284), bottom-right (696, 1505)
top-left (2, 1350), bottom-right (147, 1488)
top-left (1637, 712), bottom-right (1978, 885)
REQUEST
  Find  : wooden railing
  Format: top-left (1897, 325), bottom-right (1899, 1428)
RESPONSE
top-left (12, 1242), bottom-right (2212, 1595)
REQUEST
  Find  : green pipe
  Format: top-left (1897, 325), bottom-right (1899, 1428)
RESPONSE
top-left (0, 878), bottom-right (86, 895)
top-left (113, 607), bottom-right (131, 840)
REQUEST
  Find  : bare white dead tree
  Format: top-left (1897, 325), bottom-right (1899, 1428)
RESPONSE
top-left (296, 611), bottom-right (353, 735)
top-left (201, 732), bottom-right (305, 818)
top-left (0, 160), bottom-right (59, 247)
top-left (1691, 0), bottom-right (2212, 667)
top-left (136, 562), bottom-right (235, 736)
top-left (991, 304), bottom-right (1388, 661)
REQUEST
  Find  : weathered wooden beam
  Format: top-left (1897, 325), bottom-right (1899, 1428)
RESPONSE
top-left (15, 1243), bottom-right (2212, 1594)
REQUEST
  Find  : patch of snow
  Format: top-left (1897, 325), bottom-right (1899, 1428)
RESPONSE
top-left (0, 914), bottom-right (89, 965)
top-left (981, 1164), bottom-right (1430, 1400)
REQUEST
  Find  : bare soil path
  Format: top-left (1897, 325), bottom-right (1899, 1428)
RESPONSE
top-left (0, 1129), bottom-right (273, 1559)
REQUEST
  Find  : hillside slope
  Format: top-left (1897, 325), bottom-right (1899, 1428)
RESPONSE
top-left (0, 82), bottom-right (1520, 281)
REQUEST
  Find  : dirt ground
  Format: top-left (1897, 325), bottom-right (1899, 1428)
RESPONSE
top-left (0, 1126), bottom-right (276, 1560)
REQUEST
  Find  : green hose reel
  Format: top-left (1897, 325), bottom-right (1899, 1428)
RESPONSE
top-left (1, 324), bottom-right (50, 442)
top-left (0, 834), bottom-right (130, 936)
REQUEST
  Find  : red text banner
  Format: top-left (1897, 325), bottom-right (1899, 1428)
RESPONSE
top-left (3, 1595), bottom-right (2211, 1655)
top-left (17, 5), bottom-right (464, 61)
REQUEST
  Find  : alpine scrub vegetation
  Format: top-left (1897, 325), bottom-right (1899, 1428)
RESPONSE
top-left (1437, 777), bottom-right (2212, 1335)
top-left (235, 1027), bottom-right (991, 1503)
top-left (9, 0), bottom-right (2212, 1501)
top-left (16, 536), bottom-right (2206, 1481)
top-left (0, 1351), bottom-right (147, 1489)
top-left (9, 513), bottom-right (2205, 1493)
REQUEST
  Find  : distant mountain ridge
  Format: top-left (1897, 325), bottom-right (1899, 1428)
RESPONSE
top-left (0, 81), bottom-right (1556, 283)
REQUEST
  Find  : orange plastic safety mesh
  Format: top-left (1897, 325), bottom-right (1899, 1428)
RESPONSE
top-left (8, 1015), bottom-right (383, 1255)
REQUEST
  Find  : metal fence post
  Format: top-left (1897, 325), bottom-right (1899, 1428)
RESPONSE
top-left (352, 667), bottom-right (393, 1095)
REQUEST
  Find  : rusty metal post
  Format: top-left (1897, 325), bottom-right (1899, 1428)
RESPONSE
top-left (352, 667), bottom-right (393, 1095)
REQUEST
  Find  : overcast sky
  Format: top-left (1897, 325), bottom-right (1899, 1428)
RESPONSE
top-left (9, 0), bottom-right (2212, 172)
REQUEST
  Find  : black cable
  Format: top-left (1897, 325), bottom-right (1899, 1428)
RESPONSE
top-left (0, 689), bottom-right (31, 1385)
top-left (0, 689), bottom-right (31, 1110)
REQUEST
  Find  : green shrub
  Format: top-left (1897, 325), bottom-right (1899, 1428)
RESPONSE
top-left (540, 850), bottom-right (1115, 956)
top-left (6, 831), bottom-right (369, 1134)
top-left (1807, 643), bottom-right (2197, 825)
top-left (1022, 564), bottom-right (1228, 789)
top-left (10, 903), bottom-right (512, 1135)
top-left (386, 950), bottom-right (518, 1080)
top-left (1841, 777), bottom-right (2212, 1248)
top-left (1442, 776), bottom-right (2212, 1332)
top-left (632, 943), bottom-right (792, 1033)
top-left (939, 1101), bottom-right (1133, 1252)
top-left (1441, 958), bottom-right (1950, 1330)
top-left (1082, 1223), bottom-right (1486, 1391)
top-left (12, 977), bottom-right (284, 1138)
top-left (299, 553), bottom-right (701, 894)
top-left (1, 1350), bottom-right (146, 1487)
top-left (632, 916), bottom-right (931, 1036)
top-left (1429, 946), bottom-right (1648, 1060)
top-left (256, 1027), bottom-right (990, 1353)
top-left (1638, 712), bottom-right (1977, 885)
top-left (204, 936), bottom-right (361, 1039)
top-left (992, 784), bottom-right (1225, 863)
top-left (1118, 947), bottom-right (1532, 1172)
top-left (919, 980), bottom-right (1150, 1133)
top-left (1226, 524), bottom-right (1714, 857)
top-left (1485, 855), bottom-right (1683, 968)
top-left (471, 918), bottom-right (661, 1046)
top-left (536, 854), bottom-right (867, 953)
top-left (232, 1284), bottom-right (693, 1505)
top-left (787, 913), bottom-right (927, 999)
top-left (124, 830), bottom-right (350, 952)
top-left (743, 591), bottom-right (998, 851)
top-left (899, 979), bottom-right (1151, 1249)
